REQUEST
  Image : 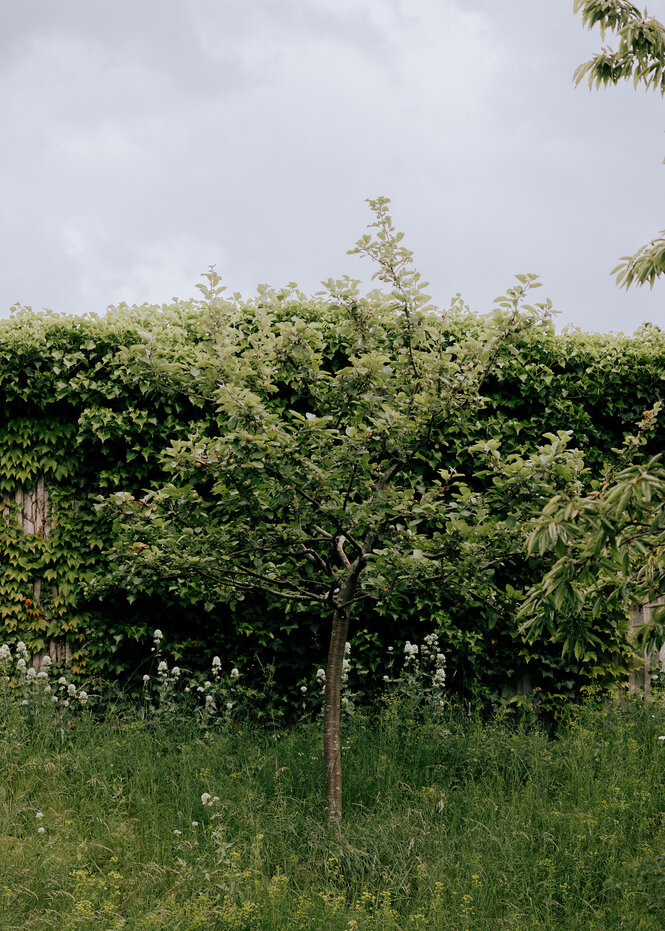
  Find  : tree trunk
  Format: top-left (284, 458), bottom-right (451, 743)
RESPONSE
top-left (323, 603), bottom-right (350, 827)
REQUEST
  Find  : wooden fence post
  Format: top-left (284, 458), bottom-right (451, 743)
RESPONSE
top-left (628, 597), bottom-right (665, 696)
top-left (11, 479), bottom-right (71, 666)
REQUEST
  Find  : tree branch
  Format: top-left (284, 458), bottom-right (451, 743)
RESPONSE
top-left (336, 536), bottom-right (352, 570)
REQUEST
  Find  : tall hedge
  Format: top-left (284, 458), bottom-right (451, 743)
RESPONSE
top-left (1, 297), bottom-right (664, 707)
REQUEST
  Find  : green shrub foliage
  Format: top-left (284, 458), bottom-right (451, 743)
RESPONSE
top-left (2, 260), bottom-right (665, 711)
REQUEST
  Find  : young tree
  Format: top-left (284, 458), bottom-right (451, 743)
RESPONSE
top-left (101, 199), bottom-right (554, 826)
top-left (574, 0), bottom-right (665, 287)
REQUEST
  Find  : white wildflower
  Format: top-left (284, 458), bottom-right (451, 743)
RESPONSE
top-left (26, 667), bottom-right (37, 679)
top-left (230, 668), bottom-right (239, 679)
top-left (35, 811), bottom-right (44, 819)
top-left (153, 629), bottom-right (163, 641)
top-left (67, 683), bottom-right (77, 696)
top-left (37, 826), bottom-right (45, 834)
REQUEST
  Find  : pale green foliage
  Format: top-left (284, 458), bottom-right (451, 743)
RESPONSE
top-left (612, 230), bottom-right (665, 290)
top-left (574, 0), bottom-right (665, 91)
top-left (101, 199), bottom-right (555, 626)
top-left (574, 0), bottom-right (665, 287)
top-left (520, 402), bottom-right (665, 657)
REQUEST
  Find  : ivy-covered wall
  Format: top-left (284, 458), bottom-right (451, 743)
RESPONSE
top-left (0, 305), bottom-right (212, 677)
top-left (1, 301), bottom-right (664, 705)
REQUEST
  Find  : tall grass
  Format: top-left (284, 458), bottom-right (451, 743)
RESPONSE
top-left (2, 691), bottom-right (665, 929)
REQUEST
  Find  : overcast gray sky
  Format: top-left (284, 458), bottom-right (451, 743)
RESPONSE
top-left (2, 0), bottom-right (664, 333)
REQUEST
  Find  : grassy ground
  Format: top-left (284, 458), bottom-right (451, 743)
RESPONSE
top-left (2, 695), bottom-right (665, 930)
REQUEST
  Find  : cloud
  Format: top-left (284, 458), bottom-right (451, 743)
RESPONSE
top-left (0, 0), bottom-right (663, 331)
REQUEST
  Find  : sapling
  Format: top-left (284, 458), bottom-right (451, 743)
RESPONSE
top-left (100, 198), bottom-right (554, 826)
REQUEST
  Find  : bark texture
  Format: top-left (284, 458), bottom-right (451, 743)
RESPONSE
top-left (323, 604), bottom-right (350, 826)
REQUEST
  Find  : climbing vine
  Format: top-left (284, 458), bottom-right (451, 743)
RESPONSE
top-left (1, 291), bottom-right (664, 706)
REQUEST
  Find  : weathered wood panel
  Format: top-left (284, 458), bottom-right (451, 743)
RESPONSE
top-left (14, 477), bottom-right (50, 536)
top-left (10, 479), bottom-right (71, 666)
top-left (629, 597), bottom-right (665, 697)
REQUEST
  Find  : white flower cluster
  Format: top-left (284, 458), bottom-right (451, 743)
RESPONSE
top-left (309, 649), bottom-right (355, 714)
top-left (341, 642), bottom-right (355, 715)
top-left (388, 632), bottom-right (447, 715)
top-left (0, 642), bottom-right (89, 713)
top-left (422, 633), bottom-right (447, 696)
top-left (141, 631), bottom-right (241, 723)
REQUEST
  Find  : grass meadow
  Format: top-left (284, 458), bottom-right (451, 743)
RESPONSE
top-left (2, 691), bottom-right (665, 930)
